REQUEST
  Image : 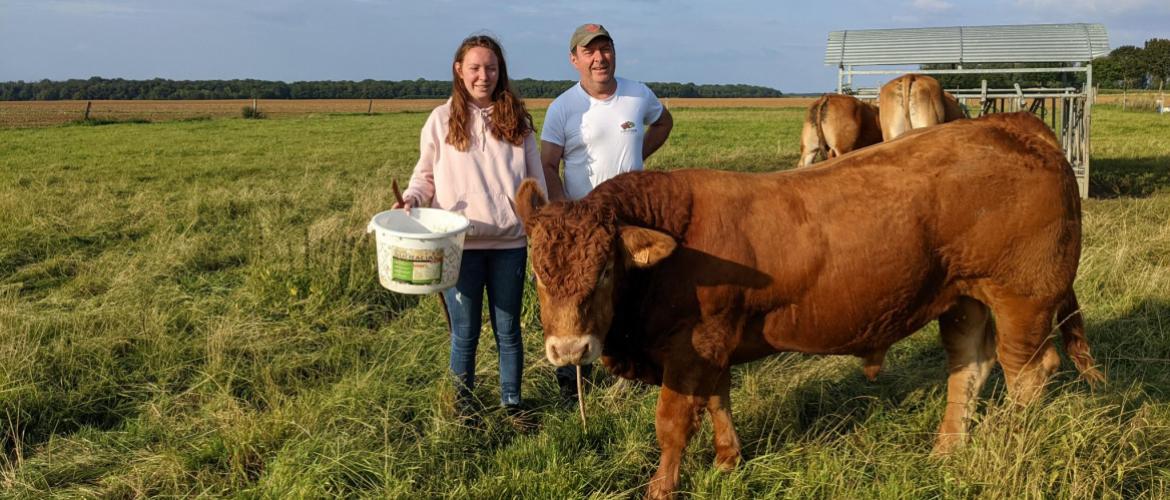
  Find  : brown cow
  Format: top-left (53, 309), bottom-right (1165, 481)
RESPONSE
top-left (515, 112), bottom-right (1103, 499)
top-left (797, 93), bottom-right (883, 166)
top-left (878, 73), bottom-right (967, 141)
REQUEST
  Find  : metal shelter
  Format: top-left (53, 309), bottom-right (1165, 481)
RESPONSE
top-left (824, 23), bottom-right (1110, 198)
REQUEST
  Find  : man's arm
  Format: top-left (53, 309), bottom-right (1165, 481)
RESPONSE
top-left (540, 140), bottom-right (568, 202)
top-left (642, 108), bottom-right (673, 160)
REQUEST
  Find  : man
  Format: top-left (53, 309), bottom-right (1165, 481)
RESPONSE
top-left (539, 23), bottom-right (674, 402)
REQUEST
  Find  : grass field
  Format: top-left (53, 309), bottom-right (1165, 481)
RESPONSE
top-left (1, 104), bottom-right (1169, 498)
top-left (0, 98), bottom-right (817, 128)
top-left (2, 94), bottom-right (1156, 127)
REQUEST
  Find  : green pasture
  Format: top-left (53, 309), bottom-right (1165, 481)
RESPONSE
top-left (1, 106), bottom-right (1168, 497)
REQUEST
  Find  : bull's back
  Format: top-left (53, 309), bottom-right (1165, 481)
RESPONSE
top-left (670, 113), bottom-right (1078, 354)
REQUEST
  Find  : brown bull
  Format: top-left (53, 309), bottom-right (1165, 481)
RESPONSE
top-left (879, 73), bottom-right (967, 140)
top-left (797, 93), bottom-right (883, 166)
top-left (515, 112), bottom-right (1103, 500)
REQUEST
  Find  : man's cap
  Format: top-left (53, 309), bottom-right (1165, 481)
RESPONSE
top-left (569, 23), bottom-right (612, 51)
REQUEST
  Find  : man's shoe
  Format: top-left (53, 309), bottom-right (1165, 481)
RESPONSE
top-left (454, 398), bottom-right (484, 430)
top-left (557, 383), bottom-right (580, 408)
top-left (555, 364), bottom-right (592, 406)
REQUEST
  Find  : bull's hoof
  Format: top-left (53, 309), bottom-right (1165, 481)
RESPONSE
top-left (645, 485), bottom-right (675, 500)
top-left (861, 349), bottom-right (886, 381)
top-left (931, 433), bottom-right (964, 457)
top-left (714, 451), bottom-right (741, 472)
top-left (645, 474), bottom-right (676, 500)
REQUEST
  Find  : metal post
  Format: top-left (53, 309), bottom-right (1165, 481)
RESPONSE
top-left (1082, 63), bottom-right (1093, 198)
top-left (980, 80), bottom-right (988, 116)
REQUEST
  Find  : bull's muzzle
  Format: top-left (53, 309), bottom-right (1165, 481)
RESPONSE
top-left (545, 335), bottom-right (602, 366)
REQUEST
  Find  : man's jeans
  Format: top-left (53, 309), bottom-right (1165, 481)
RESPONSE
top-left (443, 247), bottom-right (527, 407)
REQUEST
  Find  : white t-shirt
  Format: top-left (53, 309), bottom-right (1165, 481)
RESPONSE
top-left (541, 77), bottom-right (665, 200)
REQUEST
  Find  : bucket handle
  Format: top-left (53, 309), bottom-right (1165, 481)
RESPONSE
top-left (366, 209), bottom-right (474, 236)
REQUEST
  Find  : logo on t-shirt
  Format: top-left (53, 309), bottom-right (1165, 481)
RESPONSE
top-left (620, 121), bottom-right (635, 132)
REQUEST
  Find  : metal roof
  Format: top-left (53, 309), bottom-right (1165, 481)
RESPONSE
top-left (825, 23), bottom-right (1109, 66)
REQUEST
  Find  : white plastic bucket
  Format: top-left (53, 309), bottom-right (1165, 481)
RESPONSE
top-left (367, 208), bottom-right (471, 294)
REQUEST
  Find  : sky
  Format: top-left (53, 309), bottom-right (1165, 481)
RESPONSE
top-left (1, 0), bottom-right (1166, 93)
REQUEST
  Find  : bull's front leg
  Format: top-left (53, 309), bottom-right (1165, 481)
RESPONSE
top-left (647, 373), bottom-right (707, 500)
top-left (707, 369), bottom-right (740, 470)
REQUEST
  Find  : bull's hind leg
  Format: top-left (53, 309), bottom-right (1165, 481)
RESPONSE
top-left (991, 296), bottom-right (1061, 406)
top-left (798, 120), bottom-right (821, 166)
top-left (707, 370), bottom-right (741, 470)
top-left (935, 297), bottom-right (997, 454)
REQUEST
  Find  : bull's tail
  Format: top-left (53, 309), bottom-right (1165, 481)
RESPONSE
top-left (1057, 289), bottom-right (1105, 386)
top-left (814, 95), bottom-right (831, 161)
top-left (901, 75), bottom-right (913, 134)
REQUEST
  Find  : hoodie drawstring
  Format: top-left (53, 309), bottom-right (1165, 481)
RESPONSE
top-left (480, 107), bottom-right (489, 152)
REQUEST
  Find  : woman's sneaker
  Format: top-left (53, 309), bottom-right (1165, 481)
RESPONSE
top-left (503, 404), bottom-right (538, 433)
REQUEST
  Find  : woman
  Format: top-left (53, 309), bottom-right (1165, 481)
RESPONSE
top-left (395, 34), bottom-right (546, 419)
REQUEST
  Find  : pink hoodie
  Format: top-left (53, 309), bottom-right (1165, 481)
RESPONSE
top-left (402, 100), bottom-right (547, 250)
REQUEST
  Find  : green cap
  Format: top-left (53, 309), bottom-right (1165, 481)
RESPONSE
top-left (569, 23), bottom-right (612, 51)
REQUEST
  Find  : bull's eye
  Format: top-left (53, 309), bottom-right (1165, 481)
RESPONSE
top-left (599, 263), bottom-right (613, 282)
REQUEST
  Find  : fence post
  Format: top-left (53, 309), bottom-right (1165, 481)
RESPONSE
top-left (368, 99), bottom-right (373, 114)
top-left (83, 100), bottom-right (92, 120)
top-left (1160, 81), bottom-right (1165, 114)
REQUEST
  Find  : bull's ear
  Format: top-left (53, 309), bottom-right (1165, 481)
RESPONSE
top-left (513, 178), bottom-right (547, 225)
top-left (618, 226), bottom-right (676, 268)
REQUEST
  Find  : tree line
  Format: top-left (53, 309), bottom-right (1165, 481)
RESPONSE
top-left (916, 38), bottom-right (1169, 91)
top-left (0, 77), bottom-right (783, 101)
top-left (1091, 38), bottom-right (1170, 90)
top-left (920, 62), bottom-right (1090, 91)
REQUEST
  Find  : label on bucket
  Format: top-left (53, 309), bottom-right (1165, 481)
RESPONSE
top-left (391, 247), bottom-right (443, 285)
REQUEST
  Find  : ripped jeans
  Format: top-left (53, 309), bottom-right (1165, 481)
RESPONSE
top-left (443, 247), bottom-right (527, 407)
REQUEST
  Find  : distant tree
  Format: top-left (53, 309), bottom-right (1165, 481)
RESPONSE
top-left (1093, 54), bottom-right (1125, 89)
top-left (1145, 38), bottom-right (1170, 88)
top-left (1113, 45), bottom-right (1147, 89)
top-left (645, 82), bottom-right (781, 98)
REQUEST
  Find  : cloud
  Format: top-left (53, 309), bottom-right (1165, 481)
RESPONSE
top-left (507, 4), bottom-right (542, 16)
top-left (43, 0), bottom-right (145, 16)
top-left (1014, 0), bottom-right (1158, 14)
top-left (911, 0), bottom-right (954, 11)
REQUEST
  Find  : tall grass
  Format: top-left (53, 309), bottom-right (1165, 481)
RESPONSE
top-left (1, 107), bottom-right (1168, 497)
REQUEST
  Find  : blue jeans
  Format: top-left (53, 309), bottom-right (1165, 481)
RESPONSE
top-left (443, 247), bottom-right (527, 407)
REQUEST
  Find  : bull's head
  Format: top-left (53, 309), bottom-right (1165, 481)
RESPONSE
top-left (514, 179), bottom-right (676, 367)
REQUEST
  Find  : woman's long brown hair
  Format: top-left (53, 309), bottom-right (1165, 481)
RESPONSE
top-left (447, 35), bottom-right (533, 151)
